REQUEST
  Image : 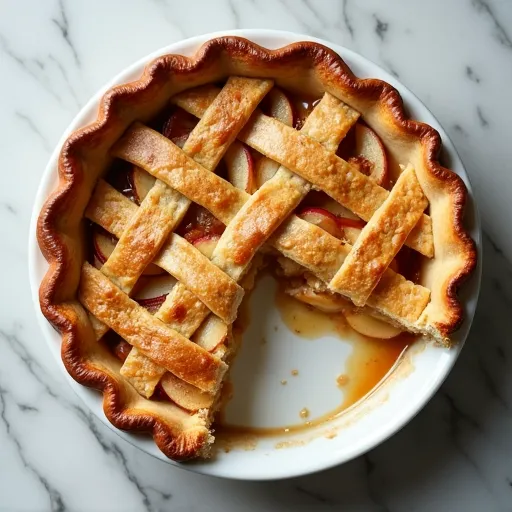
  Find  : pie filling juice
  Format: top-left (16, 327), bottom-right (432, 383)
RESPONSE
top-left (214, 271), bottom-right (415, 441)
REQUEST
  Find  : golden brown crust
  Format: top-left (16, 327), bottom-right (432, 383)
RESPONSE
top-left (113, 123), bottom-right (250, 225)
top-left (329, 166), bottom-right (428, 306)
top-left (175, 85), bottom-right (435, 258)
top-left (301, 92), bottom-right (360, 152)
top-left (37, 36), bottom-right (476, 459)
top-left (179, 77), bottom-right (273, 169)
top-left (79, 263), bottom-right (227, 392)
top-left (211, 169), bottom-right (309, 278)
top-left (270, 216), bottom-right (431, 323)
top-left (209, 92), bottom-right (359, 282)
top-left (100, 180), bottom-right (188, 293)
top-left (86, 180), bottom-right (244, 324)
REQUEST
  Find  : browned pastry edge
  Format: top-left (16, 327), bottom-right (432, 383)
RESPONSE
top-left (37, 36), bottom-right (477, 459)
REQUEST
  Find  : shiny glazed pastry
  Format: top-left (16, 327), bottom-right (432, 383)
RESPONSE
top-left (37, 37), bottom-right (476, 460)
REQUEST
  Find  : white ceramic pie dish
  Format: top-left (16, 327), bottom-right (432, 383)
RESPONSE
top-left (28, 29), bottom-right (481, 480)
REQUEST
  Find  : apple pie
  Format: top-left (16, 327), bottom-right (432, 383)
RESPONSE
top-left (37, 37), bottom-right (476, 460)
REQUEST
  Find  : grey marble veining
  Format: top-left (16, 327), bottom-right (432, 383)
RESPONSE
top-left (2, 0), bottom-right (512, 510)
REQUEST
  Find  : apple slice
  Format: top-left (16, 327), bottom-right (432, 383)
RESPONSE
top-left (336, 217), bottom-right (366, 230)
top-left (305, 195), bottom-right (366, 228)
top-left (93, 228), bottom-right (116, 265)
top-left (93, 222), bottom-right (163, 276)
top-left (352, 124), bottom-right (389, 187)
top-left (182, 227), bottom-right (207, 244)
top-left (171, 134), bottom-right (188, 149)
top-left (338, 225), bottom-right (364, 245)
top-left (345, 311), bottom-right (402, 339)
top-left (134, 274), bottom-right (176, 313)
top-left (311, 195), bottom-right (361, 222)
top-left (162, 107), bottom-right (197, 145)
top-left (254, 156), bottom-right (280, 188)
top-left (263, 88), bottom-right (295, 127)
top-left (128, 166), bottom-right (156, 204)
top-left (114, 340), bottom-right (132, 362)
top-left (136, 295), bottom-right (167, 313)
top-left (224, 141), bottom-right (255, 193)
top-left (303, 197), bottom-right (366, 243)
top-left (289, 287), bottom-right (350, 313)
top-left (298, 207), bottom-right (343, 238)
top-left (192, 234), bottom-right (221, 259)
top-left (134, 274), bottom-right (176, 300)
top-left (159, 373), bottom-right (214, 412)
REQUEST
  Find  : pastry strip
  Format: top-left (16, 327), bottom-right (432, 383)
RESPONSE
top-left (86, 181), bottom-right (243, 324)
top-left (271, 217), bottom-right (431, 322)
top-left (174, 85), bottom-right (434, 258)
top-left (210, 93), bottom-right (359, 281)
top-left (79, 263), bottom-right (227, 392)
top-left (89, 180), bottom-right (430, 328)
top-left (89, 78), bottom-right (272, 397)
top-left (112, 123), bottom-right (249, 225)
top-left (329, 166), bottom-right (428, 306)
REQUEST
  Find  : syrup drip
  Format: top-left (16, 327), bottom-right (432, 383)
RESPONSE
top-left (215, 279), bottom-right (414, 441)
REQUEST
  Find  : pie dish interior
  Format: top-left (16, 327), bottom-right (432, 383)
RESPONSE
top-left (37, 36), bottom-right (476, 460)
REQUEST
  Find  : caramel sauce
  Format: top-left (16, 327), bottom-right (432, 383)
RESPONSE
top-left (341, 330), bottom-right (411, 410)
top-left (275, 287), bottom-right (344, 339)
top-left (215, 278), bottom-right (414, 442)
top-left (336, 374), bottom-right (349, 387)
top-left (276, 288), bottom-right (412, 412)
top-left (299, 407), bottom-right (310, 419)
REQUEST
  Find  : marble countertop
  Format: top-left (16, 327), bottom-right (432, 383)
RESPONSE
top-left (3, 0), bottom-right (512, 510)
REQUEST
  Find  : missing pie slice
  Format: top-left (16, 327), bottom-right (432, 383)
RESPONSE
top-left (37, 37), bottom-right (476, 460)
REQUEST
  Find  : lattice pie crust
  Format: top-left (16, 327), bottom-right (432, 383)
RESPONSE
top-left (38, 37), bottom-right (476, 460)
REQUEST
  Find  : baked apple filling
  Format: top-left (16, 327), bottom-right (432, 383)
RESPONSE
top-left (88, 84), bottom-right (420, 402)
